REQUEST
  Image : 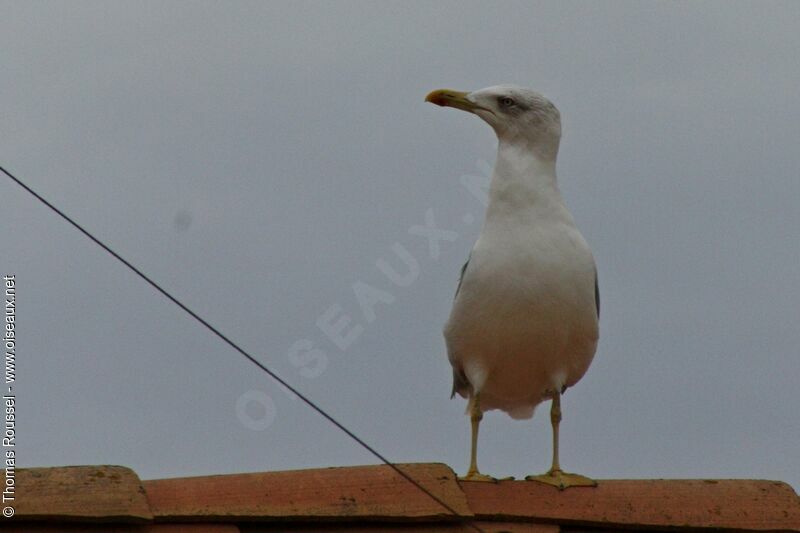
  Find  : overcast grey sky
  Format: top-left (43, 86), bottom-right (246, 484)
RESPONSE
top-left (2, 1), bottom-right (798, 491)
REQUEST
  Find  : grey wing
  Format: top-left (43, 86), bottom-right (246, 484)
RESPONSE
top-left (594, 265), bottom-right (600, 318)
top-left (451, 366), bottom-right (470, 399)
top-left (453, 254), bottom-right (471, 300)
top-left (450, 253), bottom-right (472, 399)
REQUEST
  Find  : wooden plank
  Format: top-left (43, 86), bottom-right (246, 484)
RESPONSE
top-left (15, 465), bottom-right (153, 523)
top-left (462, 478), bottom-right (800, 531)
top-left (144, 463), bottom-right (472, 522)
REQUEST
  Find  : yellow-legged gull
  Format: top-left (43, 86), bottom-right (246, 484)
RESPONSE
top-left (426, 85), bottom-right (599, 489)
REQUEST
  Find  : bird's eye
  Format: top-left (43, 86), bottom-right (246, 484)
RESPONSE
top-left (499, 97), bottom-right (515, 107)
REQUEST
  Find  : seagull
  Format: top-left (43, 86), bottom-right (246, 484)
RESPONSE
top-left (426, 86), bottom-right (599, 489)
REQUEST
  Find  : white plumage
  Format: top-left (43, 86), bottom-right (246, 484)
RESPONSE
top-left (427, 85), bottom-right (599, 487)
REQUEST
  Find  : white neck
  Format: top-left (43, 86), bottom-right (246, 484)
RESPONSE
top-left (485, 140), bottom-right (566, 223)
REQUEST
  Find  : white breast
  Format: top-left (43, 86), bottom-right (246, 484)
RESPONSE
top-left (444, 144), bottom-right (598, 419)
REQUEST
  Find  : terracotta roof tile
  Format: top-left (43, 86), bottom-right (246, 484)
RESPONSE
top-left (10, 463), bottom-right (800, 532)
top-left (143, 463), bottom-right (471, 522)
top-left (462, 477), bottom-right (800, 531)
top-left (236, 524), bottom-right (556, 532)
top-left (15, 465), bottom-right (152, 523)
top-left (10, 526), bottom-right (239, 532)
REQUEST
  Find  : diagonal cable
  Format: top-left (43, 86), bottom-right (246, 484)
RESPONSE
top-left (1, 164), bottom-right (483, 532)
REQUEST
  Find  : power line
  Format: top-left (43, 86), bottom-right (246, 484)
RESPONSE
top-left (1, 164), bottom-right (483, 532)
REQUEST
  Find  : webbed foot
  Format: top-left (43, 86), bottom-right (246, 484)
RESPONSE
top-left (525, 468), bottom-right (596, 490)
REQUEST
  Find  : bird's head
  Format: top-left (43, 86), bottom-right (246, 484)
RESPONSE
top-left (426, 85), bottom-right (561, 158)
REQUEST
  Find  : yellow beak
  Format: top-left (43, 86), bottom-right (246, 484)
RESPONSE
top-left (425, 89), bottom-right (481, 113)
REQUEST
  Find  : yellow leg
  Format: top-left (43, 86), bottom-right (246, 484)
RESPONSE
top-left (526, 391), bottom-right (596, 490)
top-left (550, 392), bottom-right (563, 472)
top-left (459, 394), bottom-right (495, 482)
